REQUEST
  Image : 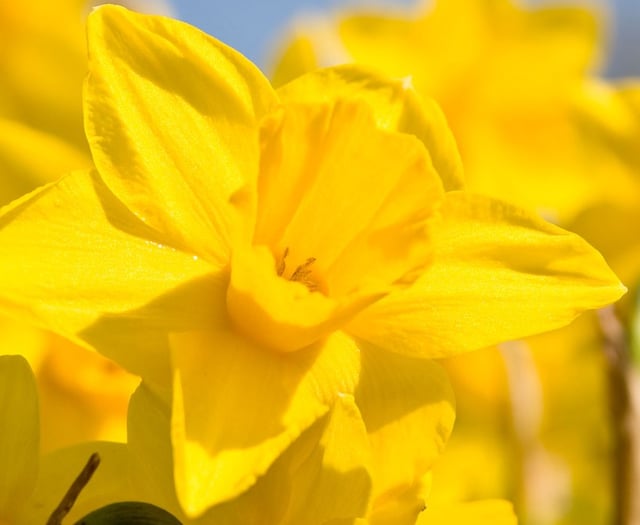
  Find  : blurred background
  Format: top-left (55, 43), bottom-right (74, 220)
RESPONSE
top-left (174, 0), bottom-right (639, 77)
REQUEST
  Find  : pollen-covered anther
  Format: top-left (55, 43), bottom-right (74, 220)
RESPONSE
top-left (290, 257), bottom-right (318, 291)
top-left (276, 247), bottom-right (289, 277)
top-left (277, 248), bottom-right (324, 293)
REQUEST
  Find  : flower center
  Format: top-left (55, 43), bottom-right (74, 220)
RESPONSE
top-left (226, 100), bottom-right (445, 353)
top-left (226, 244), bottom-right (381, 352)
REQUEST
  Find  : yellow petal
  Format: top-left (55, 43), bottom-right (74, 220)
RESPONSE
top-left (170, 329), bottom-right (361, 516)
top-left (0, 355), bottom-right (38, 521)
top-left (277, 65), bottom-right (464, 191)
top-left (0, 170), bottom-right (220, 387)
top-left (356, 343), bottom-right (454, 504)
top-left (193, 396), bottom-right (370, 524)
top-left (271, 34), bottom-right (320, 89)
top-left (418, 500), bottom-right (518, 525)
top-left (368, 473), bottom-right (431, 525)
top-left (283, 394), bottom-right (372, 524)
top-left (348, 192), bottom-right (626, 358)
top-left (85, 5), bottom-right (277, 263)
top-left (338, 11), bottom-right (427, 84)
top-left (127, 384), bottom-right (183, 518)
top-left (0, 118), bottom-right (89, 206)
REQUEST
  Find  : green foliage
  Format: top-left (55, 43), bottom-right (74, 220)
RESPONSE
top-left (74, 501), bottom-right (182, 525)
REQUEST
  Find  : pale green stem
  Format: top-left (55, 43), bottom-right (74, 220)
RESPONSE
top-left (599, 306), bottom-right (640, 525)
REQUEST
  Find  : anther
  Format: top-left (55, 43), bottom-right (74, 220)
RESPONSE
top-left (277, 247), bottom-right (289, 276)
top-left (290, 257), bottom-right (318, 291)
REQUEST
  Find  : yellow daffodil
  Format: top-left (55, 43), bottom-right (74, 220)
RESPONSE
top-left (0, 5), bottom-right (624, 518)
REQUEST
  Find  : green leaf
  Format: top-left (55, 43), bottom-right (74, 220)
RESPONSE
top-left (74, 501), bottom-right (182, 524)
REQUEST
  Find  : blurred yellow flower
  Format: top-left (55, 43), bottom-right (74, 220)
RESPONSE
top-left (0, 0), bottom-right (175, 204)
top-left (272, 0), bottom-right (638, 224)
top-left (0, 355), bottom-right (130, 525)
top-left (0, 5), bottom-right (624, 519)
top-left (0, 0), bottom-right (171, 454)
top-left (0, 355), bottom-right (41, 524)
top-left (419, 500), bottom-right (517, 525)
top-left (0, 0), bottom-right (91, 204)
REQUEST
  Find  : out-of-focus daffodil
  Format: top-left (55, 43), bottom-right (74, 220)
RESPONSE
top-left (0, 354), bottom-right (41, 524)
top-left (0, 0), bottom-right (175, 204)
top-left (567, 83), bottom-right (640, 293)
top-left (0, 354), bottom-right (131, 524)
top-left (419, 500), bottom-right (517, 525)
top-left (0, 5), bottom-right (624, 519)
top-left (0, 0), bottom-right (178, 453)
top-left (0, 315), bottom-right (138, 455)
top-left (0, 0), bottom-right (90, 204)
top-left (272, 0), bottom-right (638, 224)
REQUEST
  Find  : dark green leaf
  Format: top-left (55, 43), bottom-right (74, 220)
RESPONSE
top-left (74, 501), bottom-right (182, 524)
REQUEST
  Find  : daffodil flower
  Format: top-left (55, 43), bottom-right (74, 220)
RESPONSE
top-left (0, 5), bottom-right (625, 518)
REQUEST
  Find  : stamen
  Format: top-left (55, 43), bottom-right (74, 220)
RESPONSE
top-left (277, 247), bottom-right (289, 276)
top-left (276, 247), bottom-right (320, 292)
top-left (290, 257), bottom-right (318, 291)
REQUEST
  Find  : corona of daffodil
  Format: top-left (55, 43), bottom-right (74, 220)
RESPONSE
top-left (0, 5), bottom-right (625, 520)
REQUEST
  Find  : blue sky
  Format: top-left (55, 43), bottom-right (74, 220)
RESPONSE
top-left (172, 0), bottom-right (639, 78)
top-left (172, 1), bottom-right (411, 70)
